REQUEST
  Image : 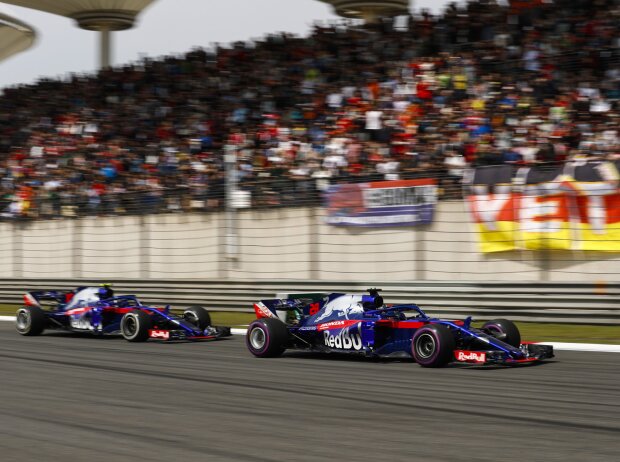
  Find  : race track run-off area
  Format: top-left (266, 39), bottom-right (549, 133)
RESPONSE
top-left (0, 322), bottom-right (619, 462)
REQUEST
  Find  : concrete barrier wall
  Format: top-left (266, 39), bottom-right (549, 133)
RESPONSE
top-left (232, 207), bottom-right (313, 280)
top-left (147, 213), bottom-right (221, 279)
top-left (1, 202), bottom-right (619, 282)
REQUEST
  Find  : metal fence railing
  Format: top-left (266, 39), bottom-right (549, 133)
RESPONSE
top-left (1, 279), bottom-right (619, 324)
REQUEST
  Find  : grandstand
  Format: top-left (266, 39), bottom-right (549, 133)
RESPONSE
top-left (0, 0), bottom-right (618, 281)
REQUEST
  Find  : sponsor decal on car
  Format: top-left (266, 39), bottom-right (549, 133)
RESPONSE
top-left (23, 293), bottom-right (40, 307)
top-left (317, 319), bottom-right (361, 331)
top-left (454, 350), bottom-right (486, 362)
top-left (317, 320), bottom-right (346, 331)
top-left (323, 326), bottom-right (363, 350)
top-left (65, 307), bottom-right (90, 316)
top-left (298, 326), bottom-right (317, 331)
top-left (149, 330), bottom-right (170, 340)
top-left (254, 302), bottom-right (276, 319)
top-left (69, 315), bottom-right (94, 330)
top-left (313, 295), bottom-right (366, 322)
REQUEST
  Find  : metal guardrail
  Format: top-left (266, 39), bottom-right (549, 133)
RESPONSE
top-left (1, 279), bottom-right (619, 324)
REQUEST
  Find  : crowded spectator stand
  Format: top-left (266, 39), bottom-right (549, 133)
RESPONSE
top-left (0, 0), bottom-right (619, 219)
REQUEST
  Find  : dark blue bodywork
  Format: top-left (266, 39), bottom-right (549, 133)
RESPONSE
top-left (253, 292), bottom-right (554, 365)
top-left (22, 288), bottom-right (224, 341)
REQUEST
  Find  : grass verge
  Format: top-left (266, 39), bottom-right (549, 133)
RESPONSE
top-left (2, 304), bottom-right (618, 344)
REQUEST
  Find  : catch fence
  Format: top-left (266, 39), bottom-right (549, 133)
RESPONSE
top-left (0, 199), bottom-right (618, 283)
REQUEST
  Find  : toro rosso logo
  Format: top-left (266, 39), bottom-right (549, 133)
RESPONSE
top-left (323, 326), bottom-right (363, 350)
top-left (149, 330), bottom-right (170, 340)
top-left (455, 350), bottom-right (486, 362)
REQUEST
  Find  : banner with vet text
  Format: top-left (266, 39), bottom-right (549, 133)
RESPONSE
top-left (467, 161), bottom-right (620, 252)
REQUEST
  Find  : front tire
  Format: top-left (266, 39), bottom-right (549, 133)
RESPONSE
top-left (16, 306), bottom-right (46, 336)
top-left (482, 319), bottom-right (521, 347)
top-left (183, 306), bottom-right (212, 330)
top-left (120, 310), bottom-right (152, 342)
top-left (246, 318), bottom-right (289, 358)
top-left (412, 324), bottom-right (456, 367)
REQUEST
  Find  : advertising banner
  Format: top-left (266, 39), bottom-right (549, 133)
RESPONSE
top-left (325, 179), bottom-right (437, 227)
top-left (467, 161), bottom-right (620, 252)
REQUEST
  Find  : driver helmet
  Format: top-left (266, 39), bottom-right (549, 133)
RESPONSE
top-left (98, 283), bottom-right (114, 300)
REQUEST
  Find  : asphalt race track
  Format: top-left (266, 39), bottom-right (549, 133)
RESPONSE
top-left (1, 323), bottom-right (619, 462)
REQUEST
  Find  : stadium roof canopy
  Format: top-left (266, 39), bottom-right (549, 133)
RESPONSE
top-left (1, 1), bottom-right (156, 68)
top-left (0, 6), bottom-right (36, 63)
top-left (319, 0), bottom-right (410, 22)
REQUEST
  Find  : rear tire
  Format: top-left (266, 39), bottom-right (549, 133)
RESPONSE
top-left (183, 306), bottom-right (212, 330)
top-left (16, 306), bottom-right (46, 336)
top-left (482, 319), bottom-right (521, 347)
top-left (120, 310), bottom-right (152, 342)
top-left (246, 318), bottom-right (289, 358)
top-left (411, 324), bottom-right (455, 367)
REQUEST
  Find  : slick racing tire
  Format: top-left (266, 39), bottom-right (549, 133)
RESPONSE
top-left (412, 324), bottom-right (456, 367)
top-left (15, 306), bottom-right (46, 336)
top-left (246, 318), bottom-right (289, 358)
top-left (183, 306), bottom-right (212, 330)
top-left (120, 310), bottom-right (152, 342)
top-left (482, 319), bottom-right (521, 348)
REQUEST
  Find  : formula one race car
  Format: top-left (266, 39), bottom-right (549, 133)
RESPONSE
top-left (246, 289), bottom-right (554, 367)
top-left (16, 286), bottom-right (231, 342)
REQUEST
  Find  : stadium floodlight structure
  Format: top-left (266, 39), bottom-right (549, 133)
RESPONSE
top-left (0, 7), bottom-right (36, 63)
top-left (1, 1), bottom-right (156, 69)
top-left (318, 0), bottom-right (410, 22)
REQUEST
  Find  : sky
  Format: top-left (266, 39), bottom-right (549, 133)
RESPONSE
top-left (0, 0), bottom-right (458, 90)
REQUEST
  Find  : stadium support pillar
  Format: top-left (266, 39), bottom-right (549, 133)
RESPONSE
top-left (99, 28), bottom-right (111, 69)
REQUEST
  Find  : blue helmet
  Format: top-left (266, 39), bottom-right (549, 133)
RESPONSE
top-left (98, 284), bottom-right (114, 299)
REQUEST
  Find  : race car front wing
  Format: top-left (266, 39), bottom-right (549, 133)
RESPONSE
top-left (454, 343), bottom-right (554, 365)
top-left (148, 326), bottom-right (232, 341)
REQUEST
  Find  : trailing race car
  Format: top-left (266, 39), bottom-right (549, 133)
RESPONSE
top-left (246, 289), bottom-right (554, 367)
top-left (16, 286), bottom-right (231, 342)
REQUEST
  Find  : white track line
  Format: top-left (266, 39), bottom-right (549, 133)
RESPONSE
top-left (2, 317), bottom-right (618, 352)
top-left (543, 342), bottom-right (620, 353)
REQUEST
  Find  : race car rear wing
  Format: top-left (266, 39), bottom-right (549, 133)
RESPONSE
top-left (254, 293), bottom-right (346, 321)
top-left (253, 297), bottom-right (324, 321)
top-left (24, 290), bottom-right (71, 308)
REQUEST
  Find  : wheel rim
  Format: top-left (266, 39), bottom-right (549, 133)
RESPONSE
top-left (415, 333), bottom-right (436, 359)
top-left (184, 312), bottom-right (198, 326)
top-left (16, 310), bottom-right (30, 331)
top-left (249, 327), bottom-right (266, 350)
top-left (124, 315), bottom-right (138, 336)
top-left (487, 325), bottom-right (505, 340)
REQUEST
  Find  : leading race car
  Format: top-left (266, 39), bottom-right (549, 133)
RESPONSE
top-left (16, 285), bottom-right (231, 342)
top-left (246, 289), bottom-right (554, 367)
